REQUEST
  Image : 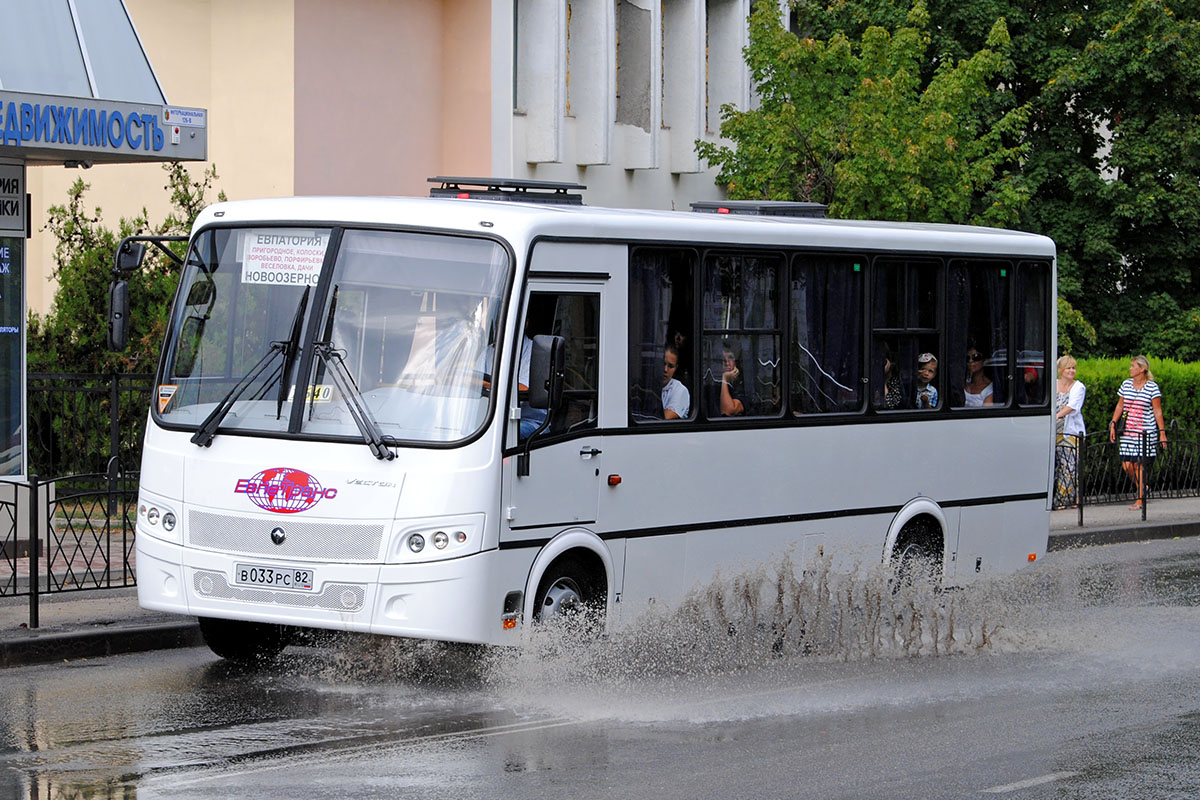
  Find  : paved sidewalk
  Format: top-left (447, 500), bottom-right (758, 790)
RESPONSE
top-left (0, 588), bottom-right (201, 668)
top-left (1, 498), bottom-right (1197, 668)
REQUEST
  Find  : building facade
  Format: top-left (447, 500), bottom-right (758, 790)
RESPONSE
top-left (27, 0), bottom-right (759, 314)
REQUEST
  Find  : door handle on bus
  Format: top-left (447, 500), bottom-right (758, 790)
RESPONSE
top-left (579, 446), bottom-right (602, 459)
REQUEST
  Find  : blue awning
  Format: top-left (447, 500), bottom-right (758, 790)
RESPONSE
top-left (0, 0), bottom-right (165, 105)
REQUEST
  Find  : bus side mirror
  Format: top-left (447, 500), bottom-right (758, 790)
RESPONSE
top-left (115, 240), bottom-right (146, 273)
top-left (106, 280), bottom-right (130, 351)
top-left (528, 334), bottom-right (565, 411)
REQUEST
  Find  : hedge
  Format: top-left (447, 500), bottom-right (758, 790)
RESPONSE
top-left (1071, 357), bottom-right (1200, 437)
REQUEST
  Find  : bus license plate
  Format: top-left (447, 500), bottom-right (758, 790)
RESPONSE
top-left (234, 563), bottom-right (315, 592)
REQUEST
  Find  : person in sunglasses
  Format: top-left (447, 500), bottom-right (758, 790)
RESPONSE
top-left (963, 345), bottom-right (994, 406)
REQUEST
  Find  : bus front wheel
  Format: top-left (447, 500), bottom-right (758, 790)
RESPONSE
top-left (534, 557), bottom-right (605, 629)
top-left (198, 616), bottom-right (292, 665)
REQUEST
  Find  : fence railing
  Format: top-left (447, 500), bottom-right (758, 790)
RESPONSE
top-left (1055, 421), bottom-right (1200, 524)
top-left (1, 373), bottom-right (153, 627)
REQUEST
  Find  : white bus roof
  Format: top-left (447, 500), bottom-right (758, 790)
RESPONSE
top-left (194, 196), bottom-right (1057, 259)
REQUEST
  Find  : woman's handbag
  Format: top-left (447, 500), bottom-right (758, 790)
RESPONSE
top-left (1113, 415), bottom-right (1126, 436)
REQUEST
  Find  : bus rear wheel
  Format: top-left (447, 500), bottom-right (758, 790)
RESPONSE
top-left (891, 518), bottom-right (943, 589)
top-left (198, 617), bottom-right (292, 665)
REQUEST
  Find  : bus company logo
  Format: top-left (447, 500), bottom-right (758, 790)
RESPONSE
top-left (234, 467), bottom-right (338, 514)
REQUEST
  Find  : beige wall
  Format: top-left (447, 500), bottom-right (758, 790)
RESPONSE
top-left (26, 0), bottom-right (494, 317)
top-left (294, 0), bottom-right (492, 197)
top-left (441, 0), bottom-right (493, 179)
top-left (25, 0), bottom-right (296, 316)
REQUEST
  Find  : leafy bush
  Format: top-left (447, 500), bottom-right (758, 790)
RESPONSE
top-left (27, 163), bottom-right (224, 374)
top-left (25, 163), bottom-right (225, 477)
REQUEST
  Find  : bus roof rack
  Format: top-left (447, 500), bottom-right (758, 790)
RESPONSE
top-left (690, 200), bottom-right (828, 218)
top-left (429, 176), bottom-right (587, 205)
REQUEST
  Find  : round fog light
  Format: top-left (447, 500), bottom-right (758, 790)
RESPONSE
top-left (162, 512), bottom-right (176, 531)
top-left (454, 530), bottom-right (467, 543)
top-left (147, 507), bottom-right (160, 525)
top-left (407, 533), bottom-right (425, 553)
top-left (433, 531), bottom-right (448, 549)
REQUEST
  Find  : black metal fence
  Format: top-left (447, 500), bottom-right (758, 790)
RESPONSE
top-left (1054, 421), bottom-right (1200, 524)
top-left (1, 374), bottom-right (153, 627)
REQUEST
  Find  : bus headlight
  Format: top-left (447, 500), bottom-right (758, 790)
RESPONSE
top-left (136, 491), bottom-right (182, 544)
top-left (388, 514), bottom-right (485, 563)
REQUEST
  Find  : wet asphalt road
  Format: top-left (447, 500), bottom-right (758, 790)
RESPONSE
top-left (0, 537), bottom-right (1198, 799)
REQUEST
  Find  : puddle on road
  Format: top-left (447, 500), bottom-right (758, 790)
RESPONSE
top-left (318, 539), bottom-right (1200, 722)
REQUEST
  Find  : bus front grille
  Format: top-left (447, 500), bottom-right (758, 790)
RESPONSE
top-left (187, 510), bottom-right (385, 562)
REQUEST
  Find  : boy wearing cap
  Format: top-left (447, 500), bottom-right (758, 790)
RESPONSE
top-left (916, 353), bottom-right (938, 409)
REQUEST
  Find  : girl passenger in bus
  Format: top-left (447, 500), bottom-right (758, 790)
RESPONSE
top-left (716, 343), bottom-right (745, 416)
top-left (963, 344), bottom-right (995, 406)
top-left (661, 344), bottom-right (691, 420)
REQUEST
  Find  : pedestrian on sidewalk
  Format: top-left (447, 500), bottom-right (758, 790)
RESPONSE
top-left (1054, 355), bottom-right (1086, 508)
top-left (1109, 355), bottom-right (1167, 510)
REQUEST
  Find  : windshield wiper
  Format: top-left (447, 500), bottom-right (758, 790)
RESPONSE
top-left (277, 286), bottom-right (311, 419)
top-left (191, 288), bottom-right (310, 448)
top-left (191, 342), bottom-right (286, 448)
top-left (313, 342), bottom-right (394, 461)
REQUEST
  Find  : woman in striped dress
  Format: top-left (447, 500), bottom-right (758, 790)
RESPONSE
top-left (1108, 355), bottom-right (1168, 509)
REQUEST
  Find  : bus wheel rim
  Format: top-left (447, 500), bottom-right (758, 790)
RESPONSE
top-left (542, 577), bottom-right (584, 619)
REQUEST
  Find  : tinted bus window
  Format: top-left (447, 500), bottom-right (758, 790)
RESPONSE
top-left (702, 252), bottom-right (782, 418)
top-left (790, 255), bottom-right (864, 414)
top-left (947, 260), bottom-right (1010, 408)
top-left (629, 248), bottom-right (696, 422)
top-left (872, 259), bottom-right (940, 410)
top-left (1016, 262), bottom-right (1050, 406)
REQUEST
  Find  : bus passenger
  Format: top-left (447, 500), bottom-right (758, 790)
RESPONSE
top-left (718, 344), bottom-right (745, 416)
top-left (963, 345), bottom-right (994, 406)
top-left (661, 344), bottom-right (690, 420)
top-left (915, 353), bottom-right (938, 409)
top-left (881, 345), bottom-right (903, 409)
top-left (517, 335), bottom-right (549, 439)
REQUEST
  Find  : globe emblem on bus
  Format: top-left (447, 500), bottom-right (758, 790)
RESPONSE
top-left (234, 467), bottom-right (337, 514)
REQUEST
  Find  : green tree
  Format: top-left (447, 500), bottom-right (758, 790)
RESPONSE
top-left (742, 0), bottom-right (1200, 358)
top-left (1057, 297), bottom-right (1098, 357)
top-left (696, 0), bottom-right (1031, 226)
top-left (27, 163), bottom-right (225, 374)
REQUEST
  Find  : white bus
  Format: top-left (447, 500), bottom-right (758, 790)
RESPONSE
top-left (111, 182), bottom-right (1056, 662)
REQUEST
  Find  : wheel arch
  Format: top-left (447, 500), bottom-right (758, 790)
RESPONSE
top-left (882, 497), bottom-right (949, 567)
top-left (522, 528), bottom-right (614, 622)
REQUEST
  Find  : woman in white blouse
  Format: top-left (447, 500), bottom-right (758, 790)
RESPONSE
top-left (1054, 355), bottom-right (1086, 507)
top-left (963, 346), bottom-right (994, 406)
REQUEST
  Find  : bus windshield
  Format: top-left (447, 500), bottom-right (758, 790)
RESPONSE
top-left (158, 226), bottom-right (510, 445)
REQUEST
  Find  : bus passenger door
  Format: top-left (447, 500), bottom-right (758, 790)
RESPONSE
top-left (505, 286), bottom-right (604, 530)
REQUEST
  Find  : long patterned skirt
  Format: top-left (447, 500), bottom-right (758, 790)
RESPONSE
top-left (1053, 434), bottom-right (1079, 509)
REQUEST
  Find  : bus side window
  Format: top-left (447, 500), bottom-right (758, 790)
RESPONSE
top-left (871, 259), bottom-right (940, 411)
top-left (525, 291), bottom-right (600, 434)
top-left (701, 251), bottom-right (783, 419)
top-left (1016, 262), bottom-right (1050, 406)
top-left (629, 247), bottom-right (696, 423)
top-left (790, 255), bottom-right (864, 414)
top-left (947, 259), bottom-right (1010, 409)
